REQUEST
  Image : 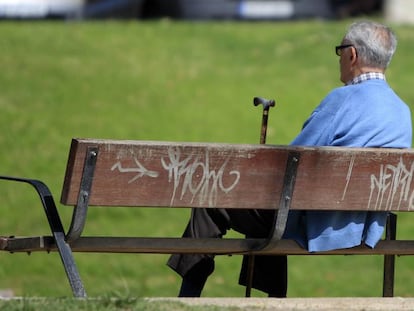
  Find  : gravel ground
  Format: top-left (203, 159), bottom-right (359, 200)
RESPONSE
top-left (150, 297), bottom-right (414, 311)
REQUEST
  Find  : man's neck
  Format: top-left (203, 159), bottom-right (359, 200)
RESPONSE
top-left (355, 66), bottom-right (385, 76)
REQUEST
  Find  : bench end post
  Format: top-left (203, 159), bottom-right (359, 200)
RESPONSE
top-left (66, 147), bottom-right (98, 243)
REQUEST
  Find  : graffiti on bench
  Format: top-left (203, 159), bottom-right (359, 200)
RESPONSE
top-left (111, 146), bottom-right (241, 207)
top-left (368, 157), bottom-right (414, 211)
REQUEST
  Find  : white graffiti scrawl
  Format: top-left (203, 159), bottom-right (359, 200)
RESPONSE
top-left (161, 147), bottom-right (240, 207)
top-left (111, 158), bottom-right (159, 183)
top-left (368, 157), bottom-right (414, 211)
top-left (111, 147), bottom-right (241, 207)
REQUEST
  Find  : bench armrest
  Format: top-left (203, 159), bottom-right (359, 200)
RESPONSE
top-left (0, 175), bottom-right (66, 237)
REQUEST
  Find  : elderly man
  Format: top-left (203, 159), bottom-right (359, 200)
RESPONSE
top-left (167, 20), bottom-right (412, 297)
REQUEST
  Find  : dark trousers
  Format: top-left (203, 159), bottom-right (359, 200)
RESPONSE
top-left (167, 208), bottom-right (287, 297)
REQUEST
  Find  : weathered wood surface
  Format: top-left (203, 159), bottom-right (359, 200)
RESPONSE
top-left (61, 138), bottom-right (414, 211)
top-left (3, 236), bottom-right (414, 255)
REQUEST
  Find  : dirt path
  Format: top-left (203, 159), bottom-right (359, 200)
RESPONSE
top-left (151, 297), bottom-right (414, 311)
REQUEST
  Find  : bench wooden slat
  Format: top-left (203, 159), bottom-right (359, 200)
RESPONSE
top-left (61, 138), bottom-right (414, 212)
top-left (2, 236), bottom-right (414, 256)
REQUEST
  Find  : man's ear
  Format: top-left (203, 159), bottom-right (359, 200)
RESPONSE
top-left (350, 47), bottom-right (358, 63)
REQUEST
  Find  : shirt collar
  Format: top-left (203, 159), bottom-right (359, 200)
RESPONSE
top-left (346, 72), bottom-right (386, 86)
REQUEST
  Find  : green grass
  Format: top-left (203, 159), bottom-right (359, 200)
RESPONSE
top-left (1, 19), bottom-right (414, 301)
top-left (0, 297), bottom-right (241, 311)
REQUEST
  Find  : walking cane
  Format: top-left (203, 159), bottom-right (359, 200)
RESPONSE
top-left (245, 96), bottom-right (276, 297)
top-left (254, 97), bottom-right (276, 144)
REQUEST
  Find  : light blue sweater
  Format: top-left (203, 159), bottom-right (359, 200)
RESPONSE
top-left (285, 78), bottom-right (412, 252)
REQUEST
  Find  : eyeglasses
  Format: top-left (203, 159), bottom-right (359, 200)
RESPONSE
top-left (335, 44), bottom-right (354, 56)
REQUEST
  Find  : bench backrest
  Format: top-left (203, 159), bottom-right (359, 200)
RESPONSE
top-left (61, 138), bottom-right (414, 212)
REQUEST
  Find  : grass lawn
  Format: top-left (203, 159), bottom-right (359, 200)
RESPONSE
top-left (0, 297), bottom-right (236, 311)
top-left (0, 18), bottom-right (414, 300)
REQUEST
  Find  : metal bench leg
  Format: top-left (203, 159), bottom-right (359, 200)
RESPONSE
top-left (0, 176), bottom-right (87, 298)
top-left (383, 212), bottom-right (397, 297)
top-left (244, 152), bottom-right (300, 297)
top-left (32, 179), bottom-right (87, 297)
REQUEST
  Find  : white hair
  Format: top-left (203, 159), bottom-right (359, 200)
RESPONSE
top-left (344, 21), bottom-right (397, 69)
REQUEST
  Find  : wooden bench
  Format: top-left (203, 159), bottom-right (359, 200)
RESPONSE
top-left (1, 138), bottom-right (414, 298)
